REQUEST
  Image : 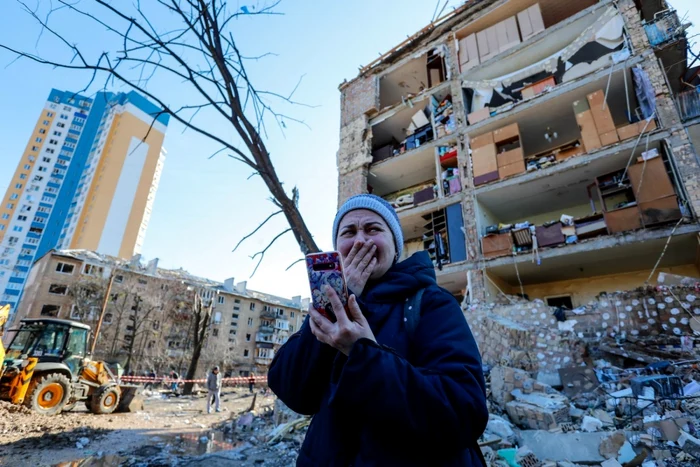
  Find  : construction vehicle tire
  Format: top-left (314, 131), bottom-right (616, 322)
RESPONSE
top-left (90, 385), bottom-right (121, 415)
top-left (24, 373), bottom-right (72, 415)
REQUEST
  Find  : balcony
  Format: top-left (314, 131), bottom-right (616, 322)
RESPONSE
top-left (467, 62), bottom-right (654, 189)
top-left (260, 310), bottom-right (277, 320)
top-left (370, 89), bottom-right (463, 216)
top-left (462, 3), bottom-right (627, 128)
top-left (258, 324), bottom-right (274, 333)
top-left (679, 89), bottom-right (700, 122)
top-left (459, 0), bottom-right (604, 75)
top-left (643, 10), bottom-right (686, 48)
top-left (376, 46), bottom-right (448, 113)
top-left (255, 357), bottom-right (273, 365)
top-left (484, 223), bottom-right (700, 304)
top-left (475, 139), bottom-right (688, 270)
top-left (256, 333), bottom-right (274, 344)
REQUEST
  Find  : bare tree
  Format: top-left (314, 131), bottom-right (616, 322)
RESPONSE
top-left (66, 276), bottom-right (108, 329)
top-left (182, 291), bottom-right (214, 394)
top-left (1, 0), bottom-right (320, 274)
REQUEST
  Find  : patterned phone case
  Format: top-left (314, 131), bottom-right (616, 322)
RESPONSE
top-left (306, 251), bottom-right (349, 323)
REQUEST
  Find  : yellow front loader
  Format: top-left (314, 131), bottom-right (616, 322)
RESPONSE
top-left (0, 316), bottom-right (140, 415)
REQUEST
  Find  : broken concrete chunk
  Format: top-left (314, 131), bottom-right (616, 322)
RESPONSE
top-left (519, 431), bottom-right (608, 463)
top-left (581, 415), bottom-right (604, 432)
top-left (486, 414), bottom-right (515, 440)
top-left (511, 389), bottom-right (568, 409)
top-left (506, 400), bottom-right (570, 431)
top-left (601, 459), bottom-right (623, 467)
top-left (592, 409), bottom-right (614, 425)
top-left (536, 371), bottom-right (562, 388)
top-left (678, 430), bottom-right (700, 459)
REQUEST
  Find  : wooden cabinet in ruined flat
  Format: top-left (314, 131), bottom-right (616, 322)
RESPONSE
top-left (628, 157), bottom-right (682, 227)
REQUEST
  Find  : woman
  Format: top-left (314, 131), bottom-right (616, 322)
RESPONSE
top-left (268, 194), bottom-right (487, 466)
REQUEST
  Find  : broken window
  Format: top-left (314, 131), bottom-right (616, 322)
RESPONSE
top-left (48, 284), bottom-right (68, 295)
top-left (55, 262), bottom-right (75, 274)
top-left (40, 304), bottom-right (60, 317)
top-left (246, 333), bottom-right (251, 342)
top-left (83, 264), bottom-right (103, 276)
top-left (212, 329), bottom-right (219, 337)
top-left (243, 349), bottom-right (249, 357)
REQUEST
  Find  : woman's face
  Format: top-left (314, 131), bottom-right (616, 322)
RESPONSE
top-left (336, 209), bottom-right (397, 280)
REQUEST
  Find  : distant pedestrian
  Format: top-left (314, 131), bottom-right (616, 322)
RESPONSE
top-left (248, 373), bottom-right (255, 393)
top-left (170, 371), bottom-right (179, 393)
top-left (145, 370), bottom-right (157, 390)
top-left (207, 366), bottom-right (222, 413)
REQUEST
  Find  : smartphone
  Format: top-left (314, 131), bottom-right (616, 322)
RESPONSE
top-left (306, 251), bottom-right (349, 323)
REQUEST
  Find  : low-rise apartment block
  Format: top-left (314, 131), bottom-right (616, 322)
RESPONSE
top-left (11, 249), bottom-right (308, 377)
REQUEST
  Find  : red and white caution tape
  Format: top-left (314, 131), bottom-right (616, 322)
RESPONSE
top-left (119, 375), bottom-right (268, 385)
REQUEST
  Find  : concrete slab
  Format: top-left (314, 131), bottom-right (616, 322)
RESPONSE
top-left (519, 431), bottom-right (608, 463)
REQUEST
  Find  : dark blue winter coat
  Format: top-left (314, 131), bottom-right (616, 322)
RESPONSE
top-left (268, 251), bottom-right (488, 466)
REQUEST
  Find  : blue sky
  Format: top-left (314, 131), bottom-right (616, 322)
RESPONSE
top-left (0, 0), bottom-right (698, 300)
top-left (0, 0), bottom-right (464, 299)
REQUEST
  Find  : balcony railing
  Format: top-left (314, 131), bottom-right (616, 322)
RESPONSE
top-left (678, 89), bottom-right (700, 122)
top-left (643, 10), bottom-right (684, 47)
top-left (255, 357), bottom-right (273, 365)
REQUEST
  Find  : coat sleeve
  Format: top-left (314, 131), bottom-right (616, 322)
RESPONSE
top-left (327, 286), bottom-right (488, 448)
top-left (268, 315), bottom-right (338, 415)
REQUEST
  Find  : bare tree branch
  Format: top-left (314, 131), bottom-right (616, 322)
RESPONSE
top-left (249, 228), bottom-right (291, 277)
top-left (232, 210), bottom-right (283, 253)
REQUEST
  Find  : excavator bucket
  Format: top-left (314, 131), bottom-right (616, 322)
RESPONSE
top-left (116, 384), bottom-right (143, 412)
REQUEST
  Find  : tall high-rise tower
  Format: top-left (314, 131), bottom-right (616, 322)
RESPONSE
top-left (0, 89), bottom-right (169, 315)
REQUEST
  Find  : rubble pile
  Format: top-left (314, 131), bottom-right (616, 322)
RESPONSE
top-left (480, 360), bottom-right (700, 466)
top-left (469, 280), bottom-right (700, 466)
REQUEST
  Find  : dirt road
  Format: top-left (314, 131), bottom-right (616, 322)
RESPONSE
top-left (0, 388), bottom-right (299, 466)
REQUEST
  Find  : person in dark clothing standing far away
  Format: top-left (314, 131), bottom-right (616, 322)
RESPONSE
top-left (207, 366), bottom-right (222, 413)
top-left (248, 373), bottom-right (255, 393)
top-left (269, 194), bottom-right (488, 466)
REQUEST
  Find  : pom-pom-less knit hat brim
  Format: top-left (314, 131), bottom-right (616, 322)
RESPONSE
top-left (332, 194), bottom-right (404, 258)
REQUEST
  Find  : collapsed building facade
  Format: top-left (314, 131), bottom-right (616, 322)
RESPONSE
top-left (337, 1), bottom-right (700, 462)
top-left (337, 0), bottom-right (700, 371)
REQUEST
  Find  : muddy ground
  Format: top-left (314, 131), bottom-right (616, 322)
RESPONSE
top-left (0, 387), bottom-right (301, 466)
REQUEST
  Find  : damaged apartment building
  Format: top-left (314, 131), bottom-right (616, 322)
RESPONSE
top-left (10, 249), bottom-right (308, 376)
top-left (337, 0), bottom-right (700, 373)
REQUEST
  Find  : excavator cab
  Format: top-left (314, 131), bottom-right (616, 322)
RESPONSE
top-left (1, 318), bottom-right (140, 415)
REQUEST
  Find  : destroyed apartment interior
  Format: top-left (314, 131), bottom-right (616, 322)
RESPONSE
top-left (337, 0), bottom-right (700, 464)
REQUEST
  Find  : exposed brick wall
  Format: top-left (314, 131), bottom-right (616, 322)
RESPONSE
top-left (340, 75), bottom-right (379, 128)
top-left (336, 114), bottom-right (372, 207)
top-left (337, 166), bottom-right (369, 207)
top-left (465, 285), bottom-right (700, 372)
top-left (670, 137), bottom-right (700, 217)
